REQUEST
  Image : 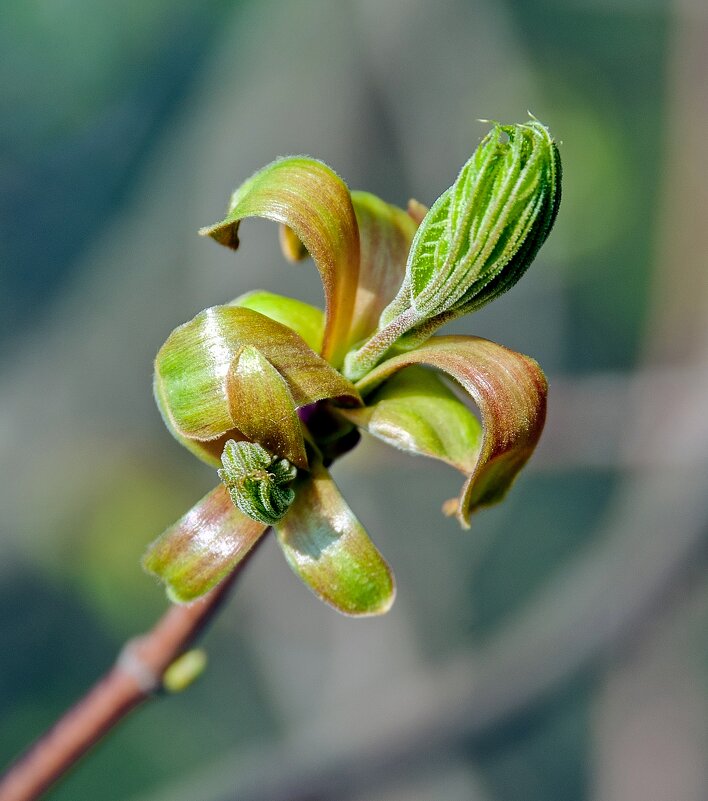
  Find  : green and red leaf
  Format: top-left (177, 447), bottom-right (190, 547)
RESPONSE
top-left (200, 157), bottom-right (359, 367)
top-left (354, 336), bottom-right (547, 527)
top-left (154, 305), bottom-right (360, 465)
top-left (274, 460), bottom-right (395, 616)
top-left (143, 485), bottom-right (267, 603)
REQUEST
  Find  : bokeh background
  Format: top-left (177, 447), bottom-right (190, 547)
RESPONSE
top-left (2, 0), bottom-right (707, 799)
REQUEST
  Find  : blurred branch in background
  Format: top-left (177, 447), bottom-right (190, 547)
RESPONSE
top-left (129, 467), bottom-right (707, 801)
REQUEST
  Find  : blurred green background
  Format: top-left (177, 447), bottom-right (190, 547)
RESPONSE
top-left (2, 0), bottom-right (707, 799)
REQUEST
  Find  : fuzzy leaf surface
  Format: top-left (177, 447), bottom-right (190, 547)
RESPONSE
top-left (381, 120), bottom-right (561, 329)
top-left (355, 336), bottom-right (547, 527)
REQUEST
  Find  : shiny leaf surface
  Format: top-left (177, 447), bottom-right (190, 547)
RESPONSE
top-left (227, 345), bottom-right (307, 467)
top-left (231, 290), bottom-right (324, 353)
top-left (355, 336), bottom-right (547, 527)
top-left (154, 306), bottom-right (360, 454)
top-left (341, 366), bottom-right (482, 473)
top-left (200, 157), bottom-right (360, 366)
top-left (274, 461), bottom-right (395, 616)
top-left (143, 485), bottom-right (267, 603)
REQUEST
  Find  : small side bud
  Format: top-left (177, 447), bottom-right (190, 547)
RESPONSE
top-left (163, 649), bottom-right (208, 693)
top-left (218, 440), bottom-right (297, 525)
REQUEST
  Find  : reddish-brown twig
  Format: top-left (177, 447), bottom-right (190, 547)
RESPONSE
top-left (0, 541), bottom-right (262, 801)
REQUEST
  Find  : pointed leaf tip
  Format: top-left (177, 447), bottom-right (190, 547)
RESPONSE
top-left (200, 157), bottom-right (360, 366)
top-left (274, 461), bottom-right (395, 616)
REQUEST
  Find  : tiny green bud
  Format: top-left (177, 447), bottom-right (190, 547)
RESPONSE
top-left (163, 649), bottom-right (208, 693)
top-left (218, 440), bottom-right (297, 525)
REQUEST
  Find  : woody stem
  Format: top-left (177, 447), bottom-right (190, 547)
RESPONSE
top-left (0, 539), bottom-right (263, 801)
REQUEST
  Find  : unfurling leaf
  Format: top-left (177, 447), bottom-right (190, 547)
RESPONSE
top-left (340, 366), bottom-right (482, 473)
top-left (344, 119), bottom-right (560, 380)
top-left (274, 459), bottom-right (395, 616)
top-left (154, 305), bottom-right (360, 467)
top-left (200, 157), bottom-right (360, 367)
top-left (143, 485), bottom-right (267, 603)
top-left (219, 440), bottom-right (296, 525)
top-left (355, 335), bottom-right (547, 527)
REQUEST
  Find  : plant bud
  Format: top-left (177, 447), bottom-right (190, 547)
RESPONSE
top-left (218, 440), bottom-right (297, 525)
top-left (381, 119), bottom-right (561, 328)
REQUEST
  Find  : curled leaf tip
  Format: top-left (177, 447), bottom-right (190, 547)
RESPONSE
top-left (218, 440), bottom-right (297, 525)
top-left (198, 156), bottom-right (360, 366)
top-left (354, 335), bottom-right (547, 529)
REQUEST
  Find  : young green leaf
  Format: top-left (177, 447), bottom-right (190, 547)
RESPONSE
top-left (200, 157), bottom-right (360, 367)
top-left (344, 119), bottom-right (560, 381)
top-left (386, 119), bottom-right (561, 323)
top-left (142, 485), bottom-right (267, 603)
top-left (355, 335), bottom-right (547, 528)
top-left (273, 460), bottom-right (395, 616)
